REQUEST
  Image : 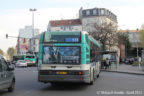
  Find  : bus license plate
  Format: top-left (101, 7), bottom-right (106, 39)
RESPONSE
top-left (57, 72), bottom-right (67, 75)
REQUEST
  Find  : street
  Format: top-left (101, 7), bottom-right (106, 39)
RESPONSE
top-left (0, 67), bottom-right (144, 96)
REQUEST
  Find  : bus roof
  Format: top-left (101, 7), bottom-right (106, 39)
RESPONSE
top-left (45, 31), bottom-right (89, 35)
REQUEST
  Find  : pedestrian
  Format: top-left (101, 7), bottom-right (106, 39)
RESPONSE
top-left (103, 59), bottom-right (106, 69)
top-left (108, 59), bottom-right (111, 69)
top-left (105, 58), bottom-right (110, 69)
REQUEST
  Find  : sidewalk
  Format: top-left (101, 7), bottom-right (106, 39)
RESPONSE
top-left (102, 64), bottom-right (144, 75)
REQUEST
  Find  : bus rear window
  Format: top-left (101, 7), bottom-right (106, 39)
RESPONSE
top-left (26, 56), bottom-right (35, 58)
top-left (43, 46), bottom-right (80, 64)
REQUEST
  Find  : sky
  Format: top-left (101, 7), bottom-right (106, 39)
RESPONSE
top-left (0, 0), bottom-right (144, 52)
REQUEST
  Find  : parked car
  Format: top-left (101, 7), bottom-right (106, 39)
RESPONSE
top-left (16, 60), bottom-right (27, 67)
top-left (0, 54), bottom-right (15, 92)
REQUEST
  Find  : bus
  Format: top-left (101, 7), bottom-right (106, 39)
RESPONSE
top-left (24, 54), bottom-right (37, 66)
top-left (38, 31), bottom-right (102, 84)
top-left (12, 54), bottom-right (37, 66)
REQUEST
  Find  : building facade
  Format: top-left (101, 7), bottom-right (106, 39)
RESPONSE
top-left (79, 7), bottom-right (117, 32)
top-left (17, 26), bottom-right (39, 54)
top-left (119, 30), bottom-right (142, 58)
top-left (48, 19), bottom-right (82, 31)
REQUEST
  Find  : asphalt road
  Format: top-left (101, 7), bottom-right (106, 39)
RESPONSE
top-left (0, 67), bottom-right (144, 96)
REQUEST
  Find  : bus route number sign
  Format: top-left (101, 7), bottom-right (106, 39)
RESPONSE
top-left (65, 38), bottom-right (79, 42)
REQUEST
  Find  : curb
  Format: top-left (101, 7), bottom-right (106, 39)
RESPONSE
top-left (101, 70), bottom-right (144, 75)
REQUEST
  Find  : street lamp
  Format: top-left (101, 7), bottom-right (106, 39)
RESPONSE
top-left (136, 28), bottom-right (141, 69)
top-left (134, 28), bottom-right (141, 69)
top-left (29, 8), bottom-right (37, 53)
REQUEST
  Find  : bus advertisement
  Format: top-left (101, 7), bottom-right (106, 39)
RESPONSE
top-left (38, 31), bottom-right (102, 84)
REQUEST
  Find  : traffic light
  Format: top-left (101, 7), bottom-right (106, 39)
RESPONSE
top-left (6, 34), bottom-right (8, 39)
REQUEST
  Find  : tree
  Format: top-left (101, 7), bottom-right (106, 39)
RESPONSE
top-left (118, 32), bottom-right (131, 57)
top-left (89, 22), bottom-right (118, 51)
top-left (118, 32), bottom-right (131, 48)
top-left (7, 47), bottom-right (16, 59)
top-left (0, 49), bottom-right (4, 55)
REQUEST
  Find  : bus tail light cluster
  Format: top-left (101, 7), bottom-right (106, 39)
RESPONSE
top-left (78, 72), bottom-right (82, 75)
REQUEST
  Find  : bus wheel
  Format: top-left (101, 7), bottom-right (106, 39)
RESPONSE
top-left (97, 74), bottom-right (100, 78)
top-left (97, 69), bottom-right (100, 78)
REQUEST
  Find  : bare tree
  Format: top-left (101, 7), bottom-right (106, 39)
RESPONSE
top-left (89, 22), bottom-right (118, 51)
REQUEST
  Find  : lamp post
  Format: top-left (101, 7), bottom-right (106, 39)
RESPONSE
top-left (29, 8), bottom-right (37, 53)
top-left (135, 28), bottom-right (141, 69)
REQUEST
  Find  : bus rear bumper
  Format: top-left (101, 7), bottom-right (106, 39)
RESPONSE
top-left (38, 75), bottom-right (90, 83)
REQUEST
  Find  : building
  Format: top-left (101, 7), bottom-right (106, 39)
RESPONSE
top-left (30, 34), bottom-right (41, 54)
top-left (118, 30), bottom-right (142, 58)
top-left (48, 19), bottom-right (82, 31)
top-left (17, 26), bottom-right (39, 54)
top-left (19, 26), bottom-right (39, 38)
top-left (79, 7), bottom-right (118, 52)
top-left (79, 7), bottom-right (117, 32)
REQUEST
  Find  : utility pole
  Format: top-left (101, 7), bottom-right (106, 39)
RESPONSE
top-left (29, 8), bottom-right (37, 54)
top-left (136, 28), bottom-right (141, 69)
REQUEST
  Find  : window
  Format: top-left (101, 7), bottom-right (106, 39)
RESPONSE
top-left (44, 32), bottom-right (81, 43)
top-left (69, 26), bottom-right (72, 30)
top-left (86, 10), bottom-right (90, 15)
top-left (1, 58), bottom-right (8, 71)
top-left (43, 46), bottom-right (80, 64)
top-left (93, 10), bottom-right (97, 15)
top-left (90, 41), bottom-right (99, 62)
top-left (87, 19), bottom-right (90, 25)
top-left (101, 9), bottom-right (104, 15)
top-left (26, 56), bottom-right (35, 58)
top-left (55, 21), bottom-right (59, 24)
top-left (69, 21), bottom-right (72, 24)
top-left (64, 26), bottom-right (66, 30)
top-left (106, 10), bottom-right (109, 16)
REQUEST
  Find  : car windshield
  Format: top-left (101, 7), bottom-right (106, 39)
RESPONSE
top-left (43, 46), bottom-right (80, 64)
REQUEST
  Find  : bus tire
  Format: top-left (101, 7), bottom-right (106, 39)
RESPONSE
top-left (97, 74), bottom-right (100, 78)
top-left (97, 68), bottom-right (101, 78)
top-left (94, 70), bottom-right (97, 80)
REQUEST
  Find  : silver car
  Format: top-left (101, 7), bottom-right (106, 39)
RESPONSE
top-left (16, 60), bottom-right (27, 67)
top-left (0, 55), bottom-right (15, 92)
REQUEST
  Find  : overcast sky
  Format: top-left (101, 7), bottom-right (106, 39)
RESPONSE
top-left (0, 0), bottom-right (144, 52)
